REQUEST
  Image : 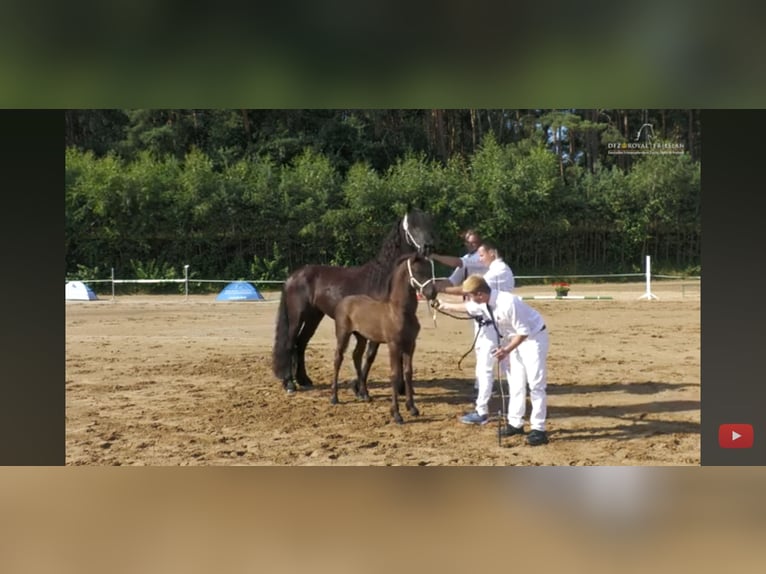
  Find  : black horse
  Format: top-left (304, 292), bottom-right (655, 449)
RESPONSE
top-left (272, 207), bottom-right (436, 392)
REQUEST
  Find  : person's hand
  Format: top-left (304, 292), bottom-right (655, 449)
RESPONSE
top-left (430, 298), bottom-right (442, 310)
top-left (492, 346), bottom-right (509, 361)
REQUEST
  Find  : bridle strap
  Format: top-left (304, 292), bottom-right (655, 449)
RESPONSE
top-left (406, 256), bottom-right (438, 327)
top-left (402, 214), bottom-right (422, 251)
top-left (406, 256), bottom-right (436, 295)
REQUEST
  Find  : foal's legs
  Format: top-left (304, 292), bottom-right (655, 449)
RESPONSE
top-left (388, 344), bottom-right (405, 424)
top-left (402, 345), bottom-right (419, 416)
top-left (294, 309), bottom-right (324, 388)
top-left (331, 329), bottom-right (352, 405)
top-left (351, 335), bottom-right (371, 401)
top-left (355, 341), bottom-right (379, 400)
top-left (360, 342), bottom-right (392, 394)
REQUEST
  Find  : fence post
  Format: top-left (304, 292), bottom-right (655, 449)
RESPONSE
top-left (638, 255), bottom-right (658, 300)
top-left (111, 267), bottom-right (115, 301)
top-left (184, 265), bottom-right (189, 300)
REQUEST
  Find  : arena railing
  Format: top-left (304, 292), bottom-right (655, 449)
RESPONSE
top-left (68, 257), bottom-right (700, 301)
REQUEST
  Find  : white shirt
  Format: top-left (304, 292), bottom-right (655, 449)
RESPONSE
top-left (482, 258), bottom-right (515, 292)
top-left (492, 291), bottom-right (546, 338)
top-left (448, 251), bottom-right (488, 286)
top-left (464, 290), bottom-right (502, 346)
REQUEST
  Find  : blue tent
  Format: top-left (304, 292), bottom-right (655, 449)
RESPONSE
top-left (216, 281), bottom-right (264, 301)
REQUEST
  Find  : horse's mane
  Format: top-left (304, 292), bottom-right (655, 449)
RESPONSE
top-left (361, 218), bottom-right (410, 292)
top-left (360, 208), bottom-right (432, 295)
top-left (372, 220), bottom-right (408, 265)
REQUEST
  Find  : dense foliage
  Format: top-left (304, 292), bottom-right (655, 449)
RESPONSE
top-left (65, 109), bottom-right (701, 283)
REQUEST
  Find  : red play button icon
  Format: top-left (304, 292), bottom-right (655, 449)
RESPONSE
top-left (718, 424), bottom-right (754, 448)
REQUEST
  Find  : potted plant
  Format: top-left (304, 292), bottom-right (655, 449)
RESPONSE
top-left (553, 282), bottom-right (570, 297)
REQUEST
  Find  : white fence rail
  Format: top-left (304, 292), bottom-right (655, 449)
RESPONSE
top-left (67, 257), bottom-right (700, 301)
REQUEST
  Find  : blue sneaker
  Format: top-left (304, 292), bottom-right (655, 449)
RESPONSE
top-left (461, 412), bottom-right (489, 425)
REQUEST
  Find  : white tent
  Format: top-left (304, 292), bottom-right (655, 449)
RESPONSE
top-left (66, 281), bottom-right (98, 301)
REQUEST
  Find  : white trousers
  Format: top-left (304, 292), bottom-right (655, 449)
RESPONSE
top-left (505, 330), bottom-right (549, 431)
top-left (475, 342), bottom-right (508, 417)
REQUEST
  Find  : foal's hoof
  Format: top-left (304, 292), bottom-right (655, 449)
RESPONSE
top-left (409, 406), bottom-right (420, 416)
top-left (284, 380), bottom-right (297, 394)
top-left (330, 396), bottom-right (339, 405)
top-left (356, 392), bottom-right (371, 402)
top-left (393, 413), bottom-right (404, 425)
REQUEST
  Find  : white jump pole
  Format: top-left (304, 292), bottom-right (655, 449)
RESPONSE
top-left (523, 295), bottom-right (613, 300)
top-left (639, 255), bottom-right (658, 300)
top-left (184, 265), bottom-right (190, 300)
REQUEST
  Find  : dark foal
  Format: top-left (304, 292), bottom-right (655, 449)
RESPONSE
top-left (330, 254), bottom-right (437, 424)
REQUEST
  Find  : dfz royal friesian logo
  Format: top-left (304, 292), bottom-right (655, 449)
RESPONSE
top-left (607, 123), bottom-right (685, 155)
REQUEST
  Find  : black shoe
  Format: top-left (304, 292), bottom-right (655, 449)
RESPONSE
top-left (499, 424), bottom-right (525, 437)
top-left (526, 430), bottom-right (549, 446)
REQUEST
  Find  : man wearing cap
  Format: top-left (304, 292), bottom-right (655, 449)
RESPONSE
top-left (434, 275), bottom-right (550, 446)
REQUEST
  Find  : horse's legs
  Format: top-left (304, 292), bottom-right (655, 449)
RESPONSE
top-left (282, 313), bottom-right (305, 394)
top-left (331, 330), bottom-right (352, 405)
top-left (402, 345), bottom-right (419, 416)
top-left (351, 335), bottom-right (371, 401)
top-left (388, 345), bottom-right (404, 424)
top-left (356, 341), bottom-right (379, 401)
top-left (294, 309), bottom-right (324, 388)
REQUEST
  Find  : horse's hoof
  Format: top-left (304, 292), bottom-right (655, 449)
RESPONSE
top-left (330, 396), bottom-right (339, 405)
top-left (409, 407), bottom-right (420, 416)
top-left (356, 392), bottom-right (371, 402)
top-left (393, 414), bottom-right (404, 424)
top-left (297, 376), bottom-right (315, 388)
top-left (284, 380), bottom-right (297, 393)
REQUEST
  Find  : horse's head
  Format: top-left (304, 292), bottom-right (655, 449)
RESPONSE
top-left (402, 207), bottom-right (435, 257)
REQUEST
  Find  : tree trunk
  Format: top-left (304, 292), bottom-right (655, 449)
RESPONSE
top-left (688, 109), bottom-right (695, 160)
top-left (429, 109), bottom-right (447, 164)
top-left (241, 109), bottom-right (251, 139)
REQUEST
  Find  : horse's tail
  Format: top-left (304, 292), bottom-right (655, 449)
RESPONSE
top-left (272, 284), bottom-right (294, 381)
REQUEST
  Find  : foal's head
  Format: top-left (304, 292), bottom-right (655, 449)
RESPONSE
top-left (389, 253), bottom-right (437, 302)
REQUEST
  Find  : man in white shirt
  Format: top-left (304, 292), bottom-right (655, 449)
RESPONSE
top-left (430, 230), bottom-right (488, 295)
top-left (435, 275), bottom-right (550, 446)
top-left (476, 240), bottom-right (514, 293)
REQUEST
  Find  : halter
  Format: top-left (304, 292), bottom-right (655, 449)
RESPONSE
top-left (402, 214), bottom-right (422, 251)
top-left (406, 256), bottom-right (436, 295)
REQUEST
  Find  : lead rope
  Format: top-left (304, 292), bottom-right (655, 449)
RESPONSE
top-left (457, 327), bottom-right (482, 370)
top-left (486, 304), bottom-right (508, 445)
top-left (429, 303), bottom-right (480, 367)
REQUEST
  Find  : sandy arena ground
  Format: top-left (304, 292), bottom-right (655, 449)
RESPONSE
top-left (65, 281), bottom-right (700, 466)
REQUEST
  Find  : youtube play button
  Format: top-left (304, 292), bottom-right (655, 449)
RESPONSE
top-left (718, 424), bottom-right (754, 448)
